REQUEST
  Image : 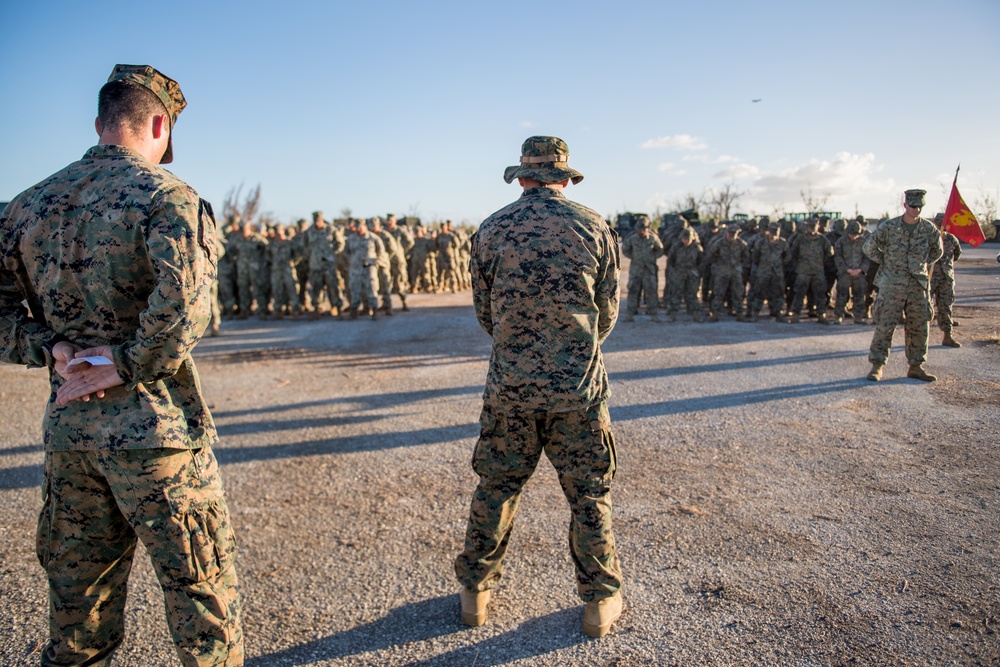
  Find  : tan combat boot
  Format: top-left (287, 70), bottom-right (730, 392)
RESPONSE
top-left (459, 588), bottom-right (491, 627)
top-left (583, 590), bottom-right (623, 638)
top-left (907, 365), bottom-right (936, 382)
top-left (866, 363), bottom-right (884, 381)
top-left (942, 333), bottom-right (961, 348)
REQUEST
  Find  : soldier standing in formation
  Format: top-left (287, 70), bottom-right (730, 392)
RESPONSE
top-left (864, 189), bottom-right (943, 382)
top-left (748, 222), bottom-right (788, 321)
top-left (665, 227), bottom-right (704, 321)
top-left (620, 214), bottom-right (663, 321)
top-left (346, 219), bottom-right (384, 319)
top-left (931, 215), bottom-right (963, 348)
top-left (455, 136), bottom-right (624, 638)
top-left (0, 64), bottom-right (243, 666)
top-left (832, 220), bottom-right (870, 324)
top-left (788, 218), bottom-right (833, 323)
top-left (704, 224), bottom-right (749, 322)
top-left (304, 210), bottom-right (345, 319)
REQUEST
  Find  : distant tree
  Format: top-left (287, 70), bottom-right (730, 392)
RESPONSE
top-left (222, 183), bottom-right (261, 225)
top-left (670, 191), bottom-right (705, 218)
top-left (705, 181), bottom-right (745, 220)
top-left (339, 207), bottom-right (353, 219)
top-left (971, 183), bottom-right (998, 240)
top-left (800, 183), bottom-right (830, 216)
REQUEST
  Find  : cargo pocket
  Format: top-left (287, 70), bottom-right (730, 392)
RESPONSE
top-left (161, 450), bottom-right (236, 584)
top-left (471, 406), bottom-right (499, 478)
top-left (587, 402), bottom-right (617, 483)
top-left (35, 455), bottom-right (54, 569)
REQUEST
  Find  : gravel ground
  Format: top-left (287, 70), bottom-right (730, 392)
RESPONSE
top-left (1, 247), bottom-right (998, 667)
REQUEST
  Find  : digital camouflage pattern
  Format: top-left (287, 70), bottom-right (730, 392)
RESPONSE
top-left (749, 235), bottom-right (787, 316)
top-left (704, 232), bottom-right (749, 317)
top-left (455, 401), bottom-right (621, 601)
top-left (0, 145), bottom-right (218, 451)
top-left (458, 182), bottom-right (621, 603)
top-left (0, 137), bottom-right (243, 665)
top-left (502, 135), bottom-right (584, 185)
top-left (833, 232), bottom-right (870, 320)
top-left (931, 231), bottom-right (961, 334)
top-left (789, 232), bottom-right (833, 316)
top-left (864, 215), bottom-right (944, 365)
top-left (666, 238), bottom-right (703, 316)
top-left (38, 447), bottom-right (242, 667)
top-left (621, 227), bottom-right (663, 317)
top-left (346, 230), bottom-right (383, 312)
top-left (469, 187), bottom-right (620, 412)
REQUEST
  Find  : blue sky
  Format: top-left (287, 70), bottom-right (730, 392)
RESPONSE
top-left (2, 0), bottom-right (998, 225)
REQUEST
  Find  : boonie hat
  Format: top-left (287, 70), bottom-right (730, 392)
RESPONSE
top-left (504, 136), bottom-right (584, 185)
top-left (107, 64), bottom-right (186, 164)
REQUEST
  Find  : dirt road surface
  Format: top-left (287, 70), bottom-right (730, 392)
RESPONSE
top-left (2, 247), bottom-right (997, 666)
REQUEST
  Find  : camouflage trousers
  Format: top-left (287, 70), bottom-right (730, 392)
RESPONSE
top-left (749, 269), bottom-right (784, 315)
top-left (455, 401), bottom-right (622, 602)
top-left (309, 262), bottom-right (344, 312)
top-left (271, 266), bottom-right (300, 313)
top-left (666, 267), bottom-right (701, 315)
top-left (930, 274), bottom-right (956, 333)
top-left (835, 272), bottom-right (867, 319)
top-left (791, 271), bottom-right (827, 315)
top-left (36, 447), bottom-right (243, 667)
top-left (710, 268), bottom-right (745, 316)
top-left (626, 266), bottom-right (658, 315)
top-left (349, 264), bottom-right (378, 311)
top-left (868, 284), bottom-right (933, 366)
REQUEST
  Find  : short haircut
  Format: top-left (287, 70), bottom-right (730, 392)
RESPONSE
top-left (98, 80), bottom-right (168, 135)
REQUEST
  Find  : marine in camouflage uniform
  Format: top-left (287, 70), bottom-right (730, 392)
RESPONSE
top-left (748, 222), bottom-right (788, 321)
top-left (930, 217), bottom-right (962, 347)
top-left (455, 136), bottom-right (623, 638)
top-left (267, 226), bottom-right (300, 319)
top-left (788, 219), bottom-right (833, 323)
top-left (233, 223), bottom-right (268, 318)
top-left (620, 214), bottom-right (663, 321)
top-left (703, 224), bottom-right (749, 321)
top-left (345, 220), bottom-right (383, 318)
top-left (386, 215), bottom-right (413, 308)
top-left (864, 189), bottom-right (944, 381)
top-left (369, 217), bottom-right (396, 314)
top-left (665, 228), bottom-right (704, 321)
top-left (217, 216), bottom-right (241, 318)
top-left (0, 65), bottom-right (242, 667)
top-left (832, 221), bottom-right (870, 323)
top-left (372, 218), bottom-right (409, 315)
top-left (303, 211), bottom-right (345, 318)
top-left (436, 221), bottom-right (461, 292)
top-left (410, 226), bottom-right (437, 292)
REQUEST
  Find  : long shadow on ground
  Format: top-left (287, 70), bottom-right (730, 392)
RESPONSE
top-left (246, 595), bottom-right (586, 667)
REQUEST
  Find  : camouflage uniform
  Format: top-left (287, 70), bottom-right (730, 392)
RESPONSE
top-left (267, 231), bottom-right (300, 317)
top-left (931, 230), bottom-right (961, 336)
top-left (703, 228), bottom-right (749, 319)
top-left (217, 222), bottom-right (240, 316)
top-left (620, 218), bottom-right (663, 319)
top-left (788, 226), bottom-right (833, 322)
top-left (665, 233), bottom-right (703, 319)
top-left (410, 231), bottom-right (436, 292)
top-left (304, 219), bottom-right (345, 316)
top-left (833, 225), bottom-right (870, 322)
top-left (456, 137), bottom-right (622, 606)
top-left (371, 221), bottom-right (397, 313)
top-left (0, 66), bottom-right (241, 667)
top-left (346, 227), bottom-right (383, 315)
top-left (864, 200), bottom-right (943, 372)
top-left (749, 229), bottom-right (788, 318)
top-left (436, 224), bottom-right (461, 292)
top-left (233, 227), bottom-right (268, 317)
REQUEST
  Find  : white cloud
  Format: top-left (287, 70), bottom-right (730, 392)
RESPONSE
top-left (640, 134), bottom-right (707, 150)
top-left (682, 153), bottom-right (739, 164)
top-left (519, 120), bottom-right (534, 128)
top-left (714, 163), bottom-right (761, 180)
top-left (657, 162), bottom-right (675, 172)
top-left (749, 152), bottom-right (896, 209)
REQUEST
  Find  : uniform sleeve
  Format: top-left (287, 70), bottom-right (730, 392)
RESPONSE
top-left (111, 190), bottom-right (217, 390)
top-left (595, 228), bottom-right (621, 343)
top-left (469, 233), bottom-right (493, 337)
top-left (0, 205), bottom-right (60, 368)
top-left (926, 227), bottom-right (943, 266)
top-left (862, 228), bottom-right (883, 265)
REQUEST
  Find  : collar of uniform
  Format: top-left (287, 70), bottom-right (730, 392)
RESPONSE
top-left (520, 186), bottom-right (567, 200)
top-left (83, 144), bottom-right (149, 161)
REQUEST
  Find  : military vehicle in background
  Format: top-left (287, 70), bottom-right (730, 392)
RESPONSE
top-left (614, 212), bottom-right (648, 237)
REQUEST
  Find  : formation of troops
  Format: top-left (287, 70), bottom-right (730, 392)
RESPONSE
top-left (214, 212), bottom-right (473, 328)
top-left (618, 209), bottom-right (963, 348)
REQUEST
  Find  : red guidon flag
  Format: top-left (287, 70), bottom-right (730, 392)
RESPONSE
top-left (943, 175), bottom-right (986, 247)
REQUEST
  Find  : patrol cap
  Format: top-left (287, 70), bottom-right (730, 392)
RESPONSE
top-left (106, 64), bottom-right (186, 164)
top-left (634, 214), bottom-right (651, 229)
top-left (846, 221), bottom-right (863, 235)
top-left (504, 136), bottom-right (584, 185)
top-left (904, 189), bottom-right (927, 207)
top-left (767, 222), bottom-right (781, 233)
top-left (680, 228), bottom-right (694, 240)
